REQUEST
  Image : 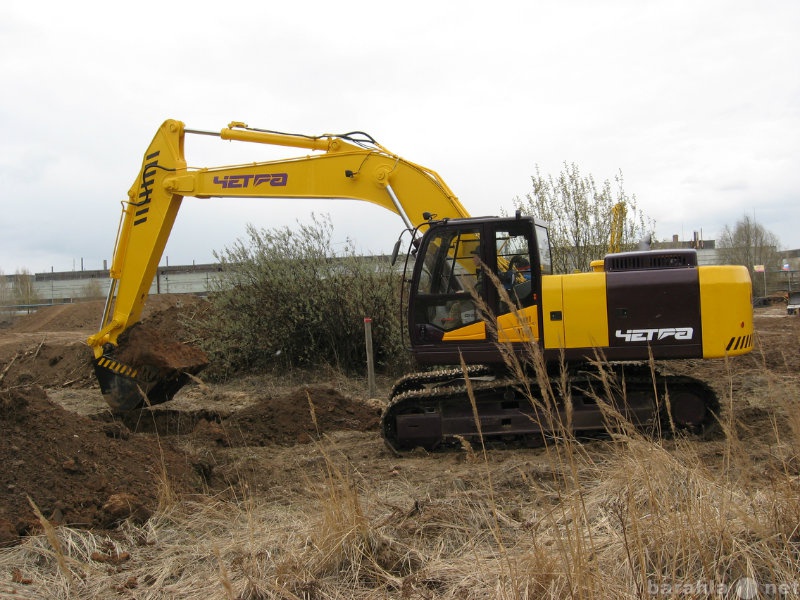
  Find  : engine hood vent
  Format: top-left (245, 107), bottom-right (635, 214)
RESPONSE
top-left (604, 249), bottom-right (697, 272)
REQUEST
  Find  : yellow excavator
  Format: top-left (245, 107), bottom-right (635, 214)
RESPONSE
top-left (88, 120), bottom-right (754, 451)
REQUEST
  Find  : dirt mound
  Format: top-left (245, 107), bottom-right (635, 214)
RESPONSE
top-left (3, 301), bottom-right (104, 334)
top-left (0, 342), bottom-right (95, 389)
top-left (193, 385), bottom-right (381, 447)
top-left (0, 296), bottom-right (385, 548)
top-left (4, 295), bottom-right (205, 337)
top-left (0, 386), bottom-right (203, 547)
top-left (114, 324), bottom-right (209, 371)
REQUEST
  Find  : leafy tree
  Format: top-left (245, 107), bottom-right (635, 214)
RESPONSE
top-left (513, 163), bottom-right (652, 273)
top-left (197, 214), bottom-right (410, 379)
top-left (718, 215), bottom-right (782, 291)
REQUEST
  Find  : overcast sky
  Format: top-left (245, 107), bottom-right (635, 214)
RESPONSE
top-left (1, 0), bottom-right (798, 274)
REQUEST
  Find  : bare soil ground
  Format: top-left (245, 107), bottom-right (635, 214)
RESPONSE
top-left (0, 296), bottom-right (798, 598)
top-left (0, 296), bottom-right (383, 546)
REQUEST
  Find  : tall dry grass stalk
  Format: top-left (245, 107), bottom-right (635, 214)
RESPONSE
top-left (27, 496), bottom-right (72, 584)
top-left (292, 392), bottom-right (418, 593)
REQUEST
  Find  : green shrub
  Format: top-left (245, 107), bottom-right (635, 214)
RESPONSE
top-left (199, 214), bottom-right (410, 379)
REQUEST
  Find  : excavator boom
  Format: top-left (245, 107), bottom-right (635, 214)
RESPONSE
top-left (88, 120), bottom-right (469, 411)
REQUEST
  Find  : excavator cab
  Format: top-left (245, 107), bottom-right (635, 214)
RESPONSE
top-left (407, 215), bottom-right (550, 367)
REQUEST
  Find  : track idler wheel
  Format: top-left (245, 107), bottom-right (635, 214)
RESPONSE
top-left (663, 385), bottom-right (719, 435)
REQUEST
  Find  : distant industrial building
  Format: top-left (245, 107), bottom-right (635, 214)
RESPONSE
top-left (655, 232), bottom-right (798, 294)
top-left (1, 263), bottom-right (223, 307)
top-left (654, 233), bottom-right (719, 266)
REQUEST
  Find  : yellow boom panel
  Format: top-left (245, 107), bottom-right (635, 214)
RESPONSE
top-left (87, 120), bottom-right (469, 356)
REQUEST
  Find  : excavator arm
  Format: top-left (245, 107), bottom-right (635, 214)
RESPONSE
top-left (87, 119), bottom-right (469, 411)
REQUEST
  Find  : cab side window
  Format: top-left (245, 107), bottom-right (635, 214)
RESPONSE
top-left (495, 228), bottom-right (534, 313)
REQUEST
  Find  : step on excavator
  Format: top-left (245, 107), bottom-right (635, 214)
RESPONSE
top-left (87, 120), bottom-right (754, 451)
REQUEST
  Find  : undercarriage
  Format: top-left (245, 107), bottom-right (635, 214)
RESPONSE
top-left (381, 364), bottom-right (719, 453)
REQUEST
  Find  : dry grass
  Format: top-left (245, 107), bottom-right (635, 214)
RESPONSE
top-left (2, 324), bottom-right (800, 598)
top-left (3, 417), bottom-right (799, 598)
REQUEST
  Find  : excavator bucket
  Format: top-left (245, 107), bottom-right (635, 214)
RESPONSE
top-left (92, 324), bottom-right (210, 413)
top-left (93, 356), bottom-right (207, 412)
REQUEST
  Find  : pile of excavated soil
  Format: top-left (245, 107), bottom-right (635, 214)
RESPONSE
top-left (0, 386), bottom-right (203, 547)
top-left (0, 382), bottom-right (381, 545)
top-left (0, 342), bottom-right (96, 390)
top-left (0, 295), bottom-right (383, 546)
top-left (191, 384), bottom-right (382, 447)
top-left (112, 298), bottom-right (212, 371)
top-left (113, 323), bottom-right (209, 371)
top-left (0, 295), bottom-right (215, 546)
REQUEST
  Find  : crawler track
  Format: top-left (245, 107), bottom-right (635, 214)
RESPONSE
top-left (381, 364), bottom-right (719, 453)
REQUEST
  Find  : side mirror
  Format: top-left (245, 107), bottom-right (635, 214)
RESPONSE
top-left (390, 239), bottom-right (403, 266)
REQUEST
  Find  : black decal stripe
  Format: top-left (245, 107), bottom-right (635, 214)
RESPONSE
top-left (726, 337), bottom-right (735, 351)
top-left (146, 151), bottom-right (160, 160)
top-left (134, 217), bottom-right (148, 226)
top-left (142, 159), bottom-right (159, 177)
top-left (135, 208), bottom-right (149, 216)
top-left (98, 357), bottom-right (138, 377)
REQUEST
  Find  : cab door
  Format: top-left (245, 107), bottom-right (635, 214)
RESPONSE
top-left (493, 223), bottom-right (542, 345)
